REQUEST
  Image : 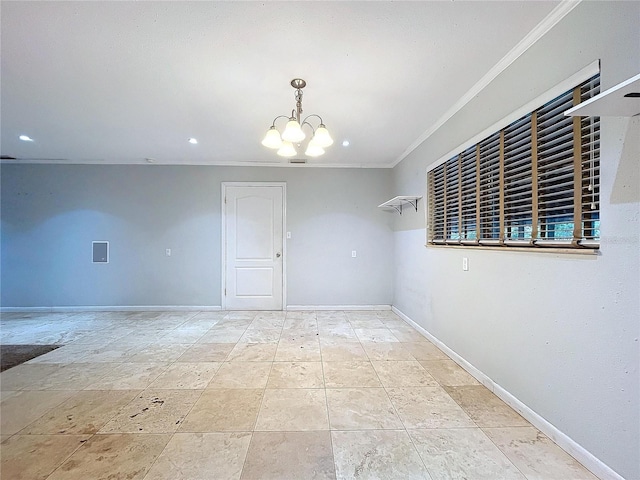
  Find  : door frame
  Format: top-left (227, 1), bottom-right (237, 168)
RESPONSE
top-left (221, 182), bottom-right (287, 311)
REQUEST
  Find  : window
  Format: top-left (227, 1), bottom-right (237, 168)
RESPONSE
top-left (427, 74), bottom-right (600, 249)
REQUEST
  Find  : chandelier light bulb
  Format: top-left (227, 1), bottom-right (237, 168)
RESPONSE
top-left (277, 141), bottom-right (297, 157)
top-left (305, 141), bottom-right (325, 157)
top-left (261, 126), bottom-right (283, 149)
top-left (313, 125), bottom-right (333, 148)
top-left (282, 118), bottom-right (305, 143)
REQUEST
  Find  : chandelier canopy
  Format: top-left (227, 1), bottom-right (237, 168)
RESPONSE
top-left (262, 78), bottom-right (333, 158)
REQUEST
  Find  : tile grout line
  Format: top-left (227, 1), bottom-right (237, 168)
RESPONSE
top-left (369, 313), bottom-right (428, 477)
top-left (375, 309), bottom-right (451, 479)
top-left (42, 432), bottom-right (98, 480)
top-left (365, 336), bottom-right (434, 478)
top-left (158, 313), bottom-right (242, 473)
top-left (477, 424), bottom-right (531, 480)
top-left (316, 310), bottom-right (339, 479)
top-left (238, 310), bottom-right (283, 479)
top-left (377, 315), bottom-right (458, 477)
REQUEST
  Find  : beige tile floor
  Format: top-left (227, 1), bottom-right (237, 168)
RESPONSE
top-left (0, 310), bottom-right (598, 480)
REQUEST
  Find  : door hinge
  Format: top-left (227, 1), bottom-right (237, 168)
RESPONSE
top-left (224, 196), bottom-right (227, 204)
top-left (224, 288), bottom-right (226, 296)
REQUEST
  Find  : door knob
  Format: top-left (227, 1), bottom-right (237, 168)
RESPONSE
top-left (276, 252), bottom-right (281, 258)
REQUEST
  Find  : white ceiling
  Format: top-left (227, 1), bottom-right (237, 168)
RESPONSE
top-left (1, 1), bottom-right (563, 168)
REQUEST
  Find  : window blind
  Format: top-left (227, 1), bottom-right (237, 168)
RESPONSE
top-left (445, 155), bottom-right (460, 243)
top-left (535, 88), bottom-right (575, 245)
top-left (503, 113), bottom-right (533, 245)
top-left (478, 132), bottom-right (501, 245)
top-left (427, 160), bottom-right (446, 244)
top-left (427, 73), bottom-right (600, 250)
top-left (459, 146), bottom-right (478, 244)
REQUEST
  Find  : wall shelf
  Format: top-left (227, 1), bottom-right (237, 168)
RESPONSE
top-left (564, 73), bottom-right (640, 117)
top-left (378, 196), bottom-right (422, 215)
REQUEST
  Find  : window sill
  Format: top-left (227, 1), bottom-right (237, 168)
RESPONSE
top-left (425, 243), bottom-right (599, 255)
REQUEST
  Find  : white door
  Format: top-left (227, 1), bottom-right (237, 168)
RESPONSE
top-left (223, 183), bottom-right (284, 310)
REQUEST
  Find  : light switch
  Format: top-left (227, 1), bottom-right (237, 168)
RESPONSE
top-left (352, 250), bottom-right (357, 258)
top-left (287, 232), bottom-right (291, 239)
top-left (166, 248), bottom-right (172, 257)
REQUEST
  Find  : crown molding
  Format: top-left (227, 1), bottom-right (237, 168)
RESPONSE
top-left (0, 159), bottom-right (390, 169)
top-left (391, 0), bottom-right (583, 169)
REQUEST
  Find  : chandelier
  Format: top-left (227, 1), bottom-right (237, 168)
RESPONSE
top-left (261, 78), bottom-right (333, 157)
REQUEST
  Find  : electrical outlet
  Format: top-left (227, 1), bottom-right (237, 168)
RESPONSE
top-left (166, 248), bottom-right (172, 257)
top-left (352, 250), bottom-right (357, 258)
top-left (462, 257), bottom-right (468, 271)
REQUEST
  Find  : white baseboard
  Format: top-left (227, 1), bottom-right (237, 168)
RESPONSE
top-left (287, 305), bottom-right (392, 311)
top-left (1, 305), bottom-right (392, 313)
top-left (0, 305), bottom-right (223, 313)
top-left (2, 305), bottom-right (392, 313)
top-left (391, 305), bottom-right (626, 480)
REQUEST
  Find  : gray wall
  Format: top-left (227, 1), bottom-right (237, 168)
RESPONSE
top-left (1, 165), bottom-right (394, 308)
top-left (391, 2), bottom-right (639, 479)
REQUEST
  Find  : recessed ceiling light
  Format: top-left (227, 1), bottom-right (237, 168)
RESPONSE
top-left (188, 138), bottom-right (198, 144)
top-left (342, 140), bottom-right (350, 147)
top-left (19, 135), bottom-right (34, 142)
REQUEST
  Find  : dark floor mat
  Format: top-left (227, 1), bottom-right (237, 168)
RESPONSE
top-left (0, 345), bottom-right (62, 371)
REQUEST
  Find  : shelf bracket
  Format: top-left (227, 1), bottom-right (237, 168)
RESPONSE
top-left (392, 199), bottom-right (418, 215)
top-left (378, 195), bottom-right (422, 215)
